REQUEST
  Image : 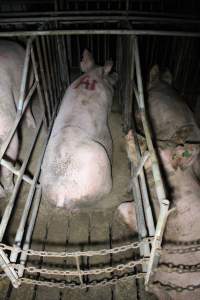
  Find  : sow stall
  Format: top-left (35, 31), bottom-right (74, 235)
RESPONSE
top-left (0, 6), bottom-right (199, 300)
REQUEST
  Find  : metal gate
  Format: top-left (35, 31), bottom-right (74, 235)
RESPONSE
top-left (0, 33), bottom-right (169, 290)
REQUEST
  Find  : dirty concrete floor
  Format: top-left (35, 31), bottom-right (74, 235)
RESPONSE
top-left (0, 104), bottom-right (157, 299)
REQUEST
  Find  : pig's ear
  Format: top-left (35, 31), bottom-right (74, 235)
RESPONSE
top-left (107, 72), bottom-right (118, 86)
top-left (162, 69), bottom-right (172, 85)
top-left (149, 65), bottom-right (159, 87)
top-left (104, 60), bottom-right (113, 75)
top-left (80, 49), bottom-right (95, 72)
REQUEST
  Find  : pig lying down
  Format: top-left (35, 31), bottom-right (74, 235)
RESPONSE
top-left (0, 40), bottom-right (35, 198)
top-left (118, 65), bottom-right (200, 299)
top-left (147, 65), bottom-right (200, 143)
top-left (40, 50), bottom-right (117, 210)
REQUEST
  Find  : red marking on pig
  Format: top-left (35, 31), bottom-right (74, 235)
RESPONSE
top-left (74, 75), bottom-right (97, 91)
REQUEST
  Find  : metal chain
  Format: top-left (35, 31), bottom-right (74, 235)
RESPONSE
top-left (19, 272), bottom-right (145, 289)
top-left (163, 244), bottom-right (200, 254)
top-left (11, 258), bottom-right (148, 277)
top-left (151, 281), bottom-right (200, 293)
top-left (0, 238), bottom-right (152, 258)
top-left (156, 263), bottom-right (200, 274)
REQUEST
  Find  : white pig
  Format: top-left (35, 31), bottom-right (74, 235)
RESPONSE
top-left (40, 49), bottom-right (117, 210)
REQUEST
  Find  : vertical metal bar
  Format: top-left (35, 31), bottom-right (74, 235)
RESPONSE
top-left (10, 118), bottom-right (43, 263)
top-left (0, 119), bottom-right (43, 242)
top-left (0, 82), bottom-right (37, 162)
top-left (61, 35), bottom-right (70, 87)
top-left (41, 35), bottom-right (55, 107)
top-left (31, 47), bottom-right (49, 129)
top-left (46, 36), bottom-right (57, 106)
top-left (17, 38), bottom-right (32, 113)
top-left (133, 36), bottom-right (170, 286)
top-left (36, 37), bottom-right (53, 117)
top-left (75, 256), bottom-right (83, 285)
top-left (18, 187), bottom-right (42, 277)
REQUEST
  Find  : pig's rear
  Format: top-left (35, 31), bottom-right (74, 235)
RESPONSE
top-left (41, 127), bottom-right (112, 210)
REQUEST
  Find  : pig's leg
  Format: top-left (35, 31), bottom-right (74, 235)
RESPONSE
top-left (1, 133), bottom-right (19, 193)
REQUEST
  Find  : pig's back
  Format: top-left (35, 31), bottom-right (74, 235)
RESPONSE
top-left (148, 83), bottom-right (198, 141)
top-left (0, 40), bottom-right (25, 91)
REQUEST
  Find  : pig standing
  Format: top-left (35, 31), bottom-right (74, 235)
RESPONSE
top-left (147, 65), bottom-right (200, 143)
top-left (0, 40), bottom-right (35, 197)
top-left (40, 49), bottom-right (117, 210)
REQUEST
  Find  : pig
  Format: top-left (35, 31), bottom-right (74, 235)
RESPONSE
top-left (40, 49), bottom-right (117, 210)
top-left (119, 130), bottom-right (200, 300)
top-left (146, 65), bottom-right (200, 144)
top-left (0, 40), bottom-right (35, 197)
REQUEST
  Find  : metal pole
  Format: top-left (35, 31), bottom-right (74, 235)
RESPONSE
top-left (10, 118), bottom-right (43, 263)
top-left (0, 118), bottom-right (42, 242)
top-left (0, 81), bottom-right (37, 162)
top-left (18, 187), bottom-right (42, 278)
top-left (0, 29), bottom-right (199, 37)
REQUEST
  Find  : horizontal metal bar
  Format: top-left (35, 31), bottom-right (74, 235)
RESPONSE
top-left (0, 29), bottom-right (199, 37)
top-left (0, 10), bottom-right (198, 20)
top-left (1, 15), bottom-right (200, 24)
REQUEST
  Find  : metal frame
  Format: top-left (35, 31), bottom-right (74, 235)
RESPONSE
top-left (1, 26), bottom-right (195, 290)
top-left (0, 34), bottom-right (69, 287)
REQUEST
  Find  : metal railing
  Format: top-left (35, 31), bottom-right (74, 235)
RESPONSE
top-left (0, 33), bottom-right (169, 291)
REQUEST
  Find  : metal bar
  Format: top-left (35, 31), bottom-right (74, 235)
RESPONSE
top-left (0, 119), bottom-right (43, 242)
top-left (133, 36), bottom-right (170, 286)
top-left (134, 36), bottom-right (166, 201)
top-left (0, 81), bottom-right (38, 162)
top-left (135, 151), bottom-right (150, 177)
top-left (41, 36), bottom-right (55, 108)
top-left (31, 47), bottom-right (49, 129)
top-left (17, 38), bottom-right (32, 112)
top-left (18, 188), bottom-right (42, 277)
top-left (10, 118), bottom-right (43, 263)
top-left (0, 158), bottom-right (38, 186)
top-left (0, 249), bottom-right (19, 288)
top-left (0, 10), bottom-right (198, 19)
top-left (1, 15), bottom-right (200, 24)
top-left (0, 30), bottom-right (199, 37)
top-left (75, 256), bottom-right (83, 285)
top-left (35, 37), bottom-right (53, 118)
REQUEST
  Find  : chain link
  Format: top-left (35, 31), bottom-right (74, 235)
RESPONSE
top-left (156, 263), bottom-right (200, 274)
top-left (151, 281), bottom-right (200, 293)
top-left (163, 244), bottom-right (200, 254)
top-left (0, 238), bottom-right (152, 258)
top-left (19, 272), bottom-right (145, 289)
top-left (11, 258), bottom-right (148, 277)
